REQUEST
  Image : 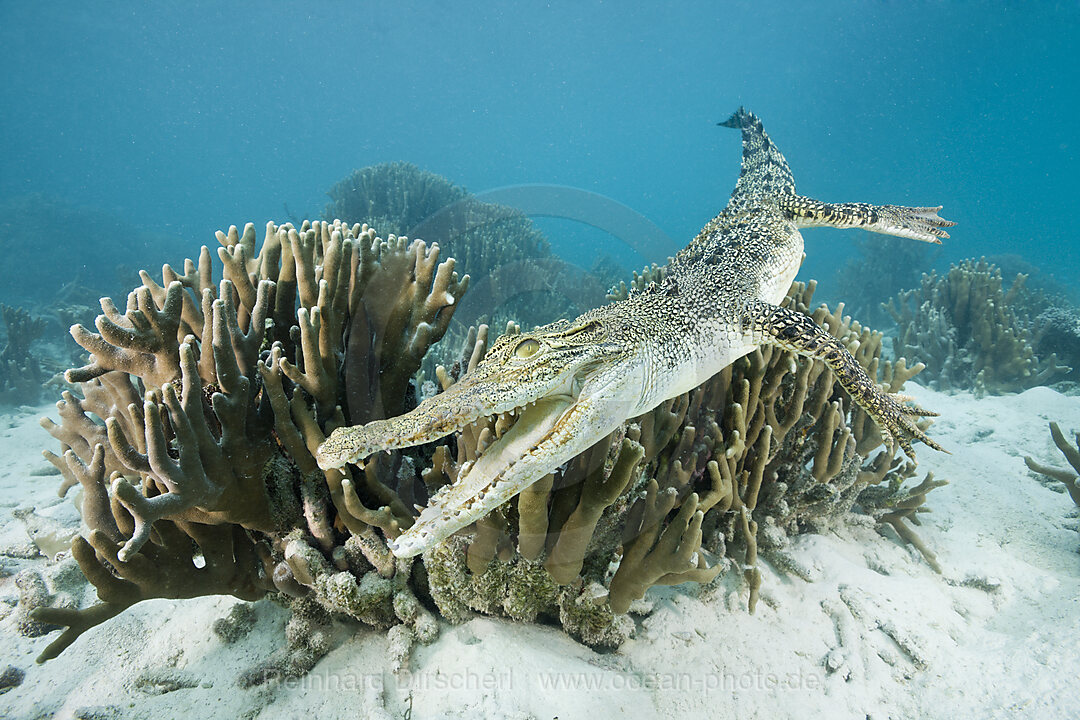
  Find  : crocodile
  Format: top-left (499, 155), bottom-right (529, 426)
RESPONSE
top-left (317, 108), bottom-right (954, 558)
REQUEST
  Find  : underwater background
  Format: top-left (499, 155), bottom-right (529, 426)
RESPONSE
top-left (3, 4), bottom-right (1080, 718)
top-left (2, 0), bottom-right (1078, 306)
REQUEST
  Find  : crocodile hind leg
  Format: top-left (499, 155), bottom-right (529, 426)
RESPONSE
top-left (745, 300), bottom-right (943, 458)
top-left (778, 196), bottom-right (955, 243)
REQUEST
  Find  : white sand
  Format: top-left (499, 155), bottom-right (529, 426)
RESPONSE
top-left (1, 384), bottom-right (1078, 720)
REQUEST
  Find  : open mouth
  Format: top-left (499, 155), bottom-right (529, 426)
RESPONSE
top-left (314, 364), bottom-right (590, 557)
top-left (317, 366), bottom-right (583, 470)
top-left (388, 391), bottom-right (579, 557)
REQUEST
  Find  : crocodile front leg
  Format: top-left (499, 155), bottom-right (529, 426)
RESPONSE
top-left (745, 301), bottom-right (942, 458)
top-left (779, 196), bottom-right (955, 243)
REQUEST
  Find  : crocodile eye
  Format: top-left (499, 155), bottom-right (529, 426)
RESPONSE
top-left (514, 339), bottom-right (540, 358)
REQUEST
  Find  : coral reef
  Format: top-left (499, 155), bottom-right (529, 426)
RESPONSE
top-left (33, 218), bottom-right (942, 670)
top-left (324, 162), bottom-right (612, 354)
top-left (885, 258), bottom-right (1070, 395)
top-left (0, 305), bottom-right (50, 406)
top-left (829, 235), bottom-right (939, 327)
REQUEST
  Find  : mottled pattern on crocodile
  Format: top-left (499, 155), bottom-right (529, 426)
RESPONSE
top-left (317, 107), bottom-right (953, 558)
top-left (719, 106), bottom-right (797, 203)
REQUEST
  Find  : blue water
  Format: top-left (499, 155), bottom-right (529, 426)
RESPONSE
top-left (2, 1), bottom-right (1078, 298)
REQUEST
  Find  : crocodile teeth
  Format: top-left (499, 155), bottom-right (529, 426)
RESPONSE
top-left (390, 395), bottom-right (576, 558)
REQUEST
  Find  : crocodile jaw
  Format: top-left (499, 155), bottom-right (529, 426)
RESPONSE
top-left (315, 358), bottom-right (585, 471)
top-left (388, 394), bottom-right (572, 557)
top-left (390, 368), bottom-right (641, 558)
top-left (316, 318), bottom-right (624, 472)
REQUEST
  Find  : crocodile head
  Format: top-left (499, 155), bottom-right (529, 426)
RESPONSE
top-left (317, 314), bottom-right (640, 557)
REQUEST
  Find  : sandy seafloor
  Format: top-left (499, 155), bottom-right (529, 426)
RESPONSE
top-left (0, 383), bottom-right (1078, 720)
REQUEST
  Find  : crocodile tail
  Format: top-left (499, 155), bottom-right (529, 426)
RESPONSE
top-left (717, 106), bottom-right (753, 129)
top-left (718, 107), bottom-right (797, 200)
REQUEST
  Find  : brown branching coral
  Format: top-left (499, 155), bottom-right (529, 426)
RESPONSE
top-left (885, 258), bottom-right (1070, 394)
top-left (0, 304), bottom-right (50, 405)
top-left (1025, 422), bottom-right (1080, 508)
top-left (344, 232), bottom-right (469, 422)
top-left (35, 220), bottom-right (466, 663)
top-left (607, 486), bottom-right (718, 614)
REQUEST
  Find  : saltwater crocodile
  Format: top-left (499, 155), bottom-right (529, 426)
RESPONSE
top-left (318, 108), bottom-right (954, 558)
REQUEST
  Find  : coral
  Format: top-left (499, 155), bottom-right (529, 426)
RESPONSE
top-left (885, 258), bottom-right (1070, 394)
top-left (1024, 422), bottom-right (1080, 507)
top-left (859, 472), bottom-right (948, 573)
top-left (606, 262), bottom-right (668, 302)
top-left (0, 304), bottom-right (50, 406)
top-left (827, 235), bottom-right (938, 327)
top-left (607, 486), bottom-right (718, 614)
top-left (14, 569), bottom-right (62, 637)
top-left (0, 665), bottom-right (25, 692)
top-left (35, 220), bottom-right (465, 662)
top-left (1033, 306), bottom-right (1080, 382)
top-left (239, 596), bottom-right (333, 686)
top-left (325, 162), bottom-right (611, 357)
top-left (324, 162), bottom-right (549, 282)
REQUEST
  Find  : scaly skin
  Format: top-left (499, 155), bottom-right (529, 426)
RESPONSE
top-left (317, 108), bottom-right (954, 558)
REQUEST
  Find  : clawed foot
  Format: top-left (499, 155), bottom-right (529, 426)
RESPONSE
top-left (872, 391), bottom-right (945, 460)
top-left (879, 205), bottom-right (956, 243)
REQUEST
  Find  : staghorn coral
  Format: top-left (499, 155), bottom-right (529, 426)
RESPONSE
top-left (885, 258), bottom-right (1070, 395)
top-left (34, 217), bottom-right (943, 668)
